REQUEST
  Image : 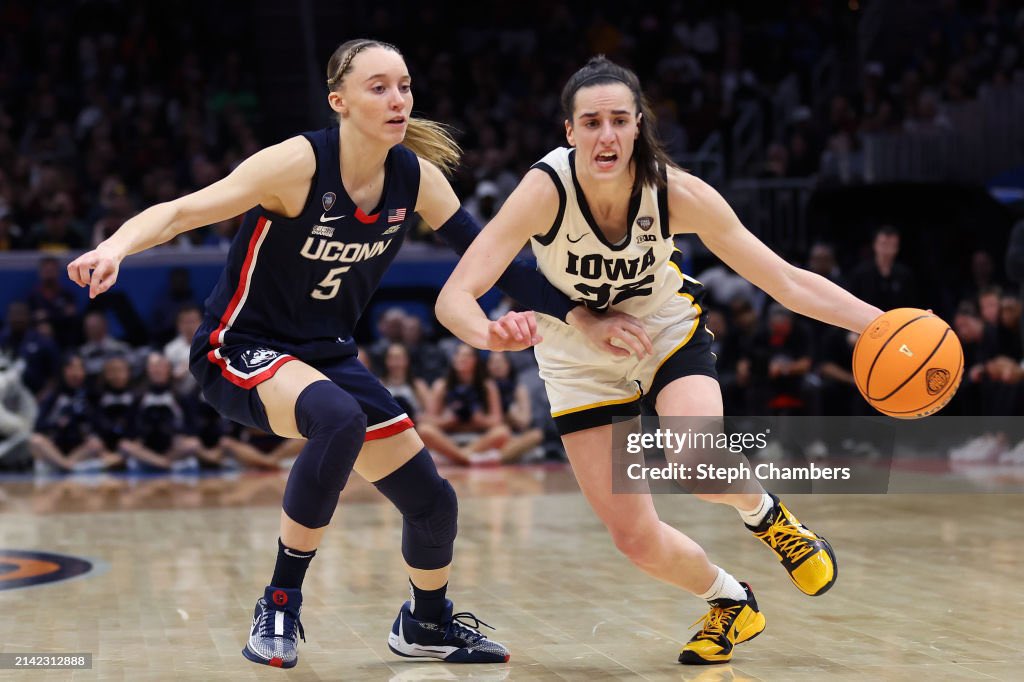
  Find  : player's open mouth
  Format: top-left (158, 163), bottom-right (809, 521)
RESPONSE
top-left (387, 117), bottom-right (407, 126)
top-left (595, 151), bottom-right (618, 169)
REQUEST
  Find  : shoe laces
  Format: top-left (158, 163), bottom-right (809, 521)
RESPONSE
top-left (690, 603), bottom-right (741, 641)
top-left (259, 603), bottom-right (306, 643)
top-left (443, 611), bottom-right (494, 645)
top-left (756, 511), bottom-right (815, 564)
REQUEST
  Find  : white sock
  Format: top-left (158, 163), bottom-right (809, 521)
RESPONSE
top-left (697, 566), bottom-right (747, 602)
top-left (738, 492), bottom-right (774, 527)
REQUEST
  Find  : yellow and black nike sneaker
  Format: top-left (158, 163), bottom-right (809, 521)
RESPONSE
top-left (678, 582), bottom-right (765, 665)
top-left (747, 493), bottom-right (837, 596)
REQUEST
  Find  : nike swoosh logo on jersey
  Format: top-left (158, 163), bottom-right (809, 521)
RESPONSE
top-left (567, 233), bottom-right (586, 243)
top-left (320, 213), bottom-right (346, 222)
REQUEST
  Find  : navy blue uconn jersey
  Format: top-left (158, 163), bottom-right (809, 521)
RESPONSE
top-left (203, 127), bottom-right (419, 362)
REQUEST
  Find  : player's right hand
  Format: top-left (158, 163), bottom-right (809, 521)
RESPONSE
top-left (486, 310), bottom-right (542, 351)
top-left (570, 307), bottom-right (654, 358)
top-left (67, 248), bottom-right (122, 299)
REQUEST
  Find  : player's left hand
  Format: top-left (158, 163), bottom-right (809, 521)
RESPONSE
top-left (486, 311), bottom-right (542, 351)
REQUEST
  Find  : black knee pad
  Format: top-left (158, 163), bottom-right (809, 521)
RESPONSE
top-left (283, 380), bottom-right (367, 528)
top-left (374, 449), bottom-right (458, 569)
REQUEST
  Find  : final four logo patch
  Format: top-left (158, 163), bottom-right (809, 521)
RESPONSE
top-left (636, 216), bottom-right (654, 231)
top-left (322, 192), bottom-right (337, 212)
top-left (0, 549), bottom-right (96, 591)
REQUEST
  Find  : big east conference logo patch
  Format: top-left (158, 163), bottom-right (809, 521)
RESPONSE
top-left (0, 549), bottom-right (96, 590)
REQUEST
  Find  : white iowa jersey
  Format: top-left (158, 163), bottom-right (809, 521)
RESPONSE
top-left (529, 147), bottom-right (697, 319)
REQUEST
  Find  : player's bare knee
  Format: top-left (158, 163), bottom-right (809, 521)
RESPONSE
top-left (609, 522), bottom-right (660, 564)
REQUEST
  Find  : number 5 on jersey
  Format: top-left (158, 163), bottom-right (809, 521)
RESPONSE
top-left (312, 266), bottom-right (350, 300)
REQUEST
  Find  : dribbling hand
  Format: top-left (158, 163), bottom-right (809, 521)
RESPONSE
top-left (486, 311), bottom-right (542, 351)
top-left (66, 247), bottom-right (122, 299)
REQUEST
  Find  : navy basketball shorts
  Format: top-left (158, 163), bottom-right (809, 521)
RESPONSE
top-left (190, 319), bottom-right (413, 441)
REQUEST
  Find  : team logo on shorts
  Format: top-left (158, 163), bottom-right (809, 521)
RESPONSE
top-left (240, 348), bottom-right (282, 370)
top-left (0, 549), bottom-right (96, 591)
top-left (322, 192), bottom-right (337, 212)
top-left (636, 216), bottom-right (654, 231)
top-left (925, 368), bottom-right (951, 395)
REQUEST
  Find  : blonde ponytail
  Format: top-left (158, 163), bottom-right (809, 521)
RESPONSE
top-left (403, 118), bottom-right (461, 176)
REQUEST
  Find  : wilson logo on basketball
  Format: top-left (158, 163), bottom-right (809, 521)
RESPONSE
top-left (925, 368), bottom-right (951, 395)
top-left (272, 590), bottom-right (288, 606)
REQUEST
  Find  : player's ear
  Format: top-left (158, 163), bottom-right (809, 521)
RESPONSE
top-left (564, 119), bottom-right (575, 147)
top-left (635, 112), bottom-right (642, 139)
top-left (328, 90), bottom-right (347, 117)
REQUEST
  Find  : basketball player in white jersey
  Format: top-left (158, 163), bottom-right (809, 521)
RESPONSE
top-left (437, 56), bottom-right (883, 666)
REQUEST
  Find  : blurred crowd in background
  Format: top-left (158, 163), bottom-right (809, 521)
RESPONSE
top-left (1, 1), bottom-right (1024, 475)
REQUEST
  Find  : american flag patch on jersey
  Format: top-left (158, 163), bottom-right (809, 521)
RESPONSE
top-left (387, 208), bottom-right (407, 223)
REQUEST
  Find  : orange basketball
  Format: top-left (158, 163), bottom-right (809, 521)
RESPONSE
top-left (852, 308), bottom-right (963, 419)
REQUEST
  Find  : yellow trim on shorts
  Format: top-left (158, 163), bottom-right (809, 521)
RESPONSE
top-left (654, 307), bottom-right (703, 376)
top-left (551, 389), bottom-right (643, 418)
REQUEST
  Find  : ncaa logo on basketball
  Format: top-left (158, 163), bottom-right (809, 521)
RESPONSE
top-left (636, 216), bottom-right (654, 231)
top-left (322, 192), bottom-right (337, 212)
top-left (869, 320), bottom-right (890, 339)
top-left (925, 368), bottom-right (951, 395)
top-left (0, 549), bottom-right (97, 591)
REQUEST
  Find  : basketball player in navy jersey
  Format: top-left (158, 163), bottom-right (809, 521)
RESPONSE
top-left (438, 57), bottom-right (883, 666)
top-left (67, 39), bottom-right (642, 670)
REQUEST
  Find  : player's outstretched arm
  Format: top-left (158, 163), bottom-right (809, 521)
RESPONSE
top-left (67, 136), bottom-right (314, 299)
top-left (422, 160), bottom-right (654, 356)
top-left (433, 169), bottom-right (559, 350)
top-left (416, 158), bottom-right (579, 321)
top-left (667, 167), bottom-right (882, 333)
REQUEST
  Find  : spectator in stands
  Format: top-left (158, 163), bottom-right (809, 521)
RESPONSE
top-left (0, 201), bottom-right (25, 250)
top-left (163, 304), bottom-right (201, 395)
top-left (749, 303), bottom-right (813, 414)
top-left (29, 353), bottom-right (111, 473)
top-left (0, 351), bottom-right (36, 471)
top-left (401, 314), bottom-right (448, 384)
top-left (380, 342), bottom-right (431, 421)
top-left (24, 192), bottom-right (86, 252)
top-left (997, 294), bottom-right (1023, 359)
top-left (0, 301), bottom-right (60, 397)
top-left (188, 392), bottom-right (295, 471)
top-left (368, 307), bottom-right (408, 371)
top-left (463, 180), bottom-right (502, 225)
top-left (848, 225), bottom-right (919, 311)
top-left (93, 355), bottom-right (134, 465)
top-left (1006, 219), bottom-right (1024, 342)
top-left (79, 310), bottom-right (132, 381)
top-left (26, 255), bottom-right (81, 349)
top-left (150, 267), bottom-right (200, 345)
top-left (418, 344), bottom-right (510, 465)
top-left (976, 285), bottom-right (1002, 329)
top-left (718, 296), bottom-right (759, 415)
top-left (486, 351), bottom-right (544, 463)
top-left (952, 300), bottom-right (999, 414)
top-left (815, 327), bottom-right (860, 415)
top-left (120, 352), bottom-right (197, 471)
top-left (806, 242), bottom-right (844, 286)
top-left (90, 176), bottom-right (135, 247)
